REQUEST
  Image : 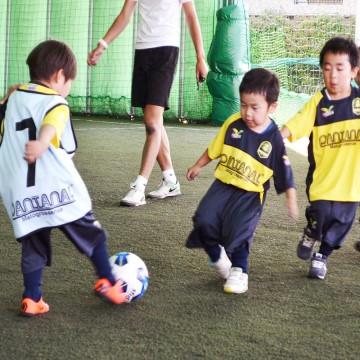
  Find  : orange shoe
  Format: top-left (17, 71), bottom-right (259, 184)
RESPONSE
top-left (94, 278), bottom-right (127, 304)
top-left (21, 297), bottom-right (49, 317)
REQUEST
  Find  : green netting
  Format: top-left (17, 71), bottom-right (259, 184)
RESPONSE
top-left (0, 0), bottom-right (7, 94)
top-left (0, 1), bottom-right (356, 124)
top-left (51, 0), bottom-right (90, 112)
top-left (7, 1), bottom-right (47, 86)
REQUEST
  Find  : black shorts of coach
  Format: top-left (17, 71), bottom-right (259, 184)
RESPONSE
top-left (131, 46), bottom-right (179, 110)
top-left (305, 200), bottom-right (359, 249)
top-left (17, 211), bottom-right (107, 274)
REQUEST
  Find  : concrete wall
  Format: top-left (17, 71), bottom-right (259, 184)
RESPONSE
top-left (246, 0), bottom-right (355, 16)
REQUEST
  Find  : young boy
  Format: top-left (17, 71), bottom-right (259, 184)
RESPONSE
top-left (281, 37), bottom-right (360, 279)
top-left (0, 40), bottom-right (127, 316)
top-left (186, 68), bottom-right (298, 294)
top-left (88, 0), bottom-right (208, 207)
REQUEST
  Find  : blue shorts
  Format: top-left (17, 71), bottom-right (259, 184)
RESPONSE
top-left (186, 180), bottom-right (263, 254)
top-left (131, 46), bottom-right (179, 110)
top-left (305, 200), bottom-right (358, 248)
top-left (18, 211), bottom-right (107, 274)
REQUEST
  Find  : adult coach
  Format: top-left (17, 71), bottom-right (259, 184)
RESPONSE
top-left (88, 0), bottom-right (208, 206)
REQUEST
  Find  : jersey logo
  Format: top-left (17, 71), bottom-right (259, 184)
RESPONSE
top-left (231, 128), bottom-right (244, 139)
top-left (257, 141), bottom-right (272, 158)
top-left (352, 97), bottom-right (360, 115)
top-left (320, 105), bottom-right (334, 118)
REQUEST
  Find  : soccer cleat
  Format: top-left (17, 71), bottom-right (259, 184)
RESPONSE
top-left (223, 267), bottom-right (248, 294)
top-left (297, 231), bottom-right (317, 260)
top-left (120, 186), bottom-right (146, 207)
top-left (308, 252), bottom-right (327, 280)
top-left (94, 278), bottom-right (127, 304)
top-left (209, 246), bottom-right (231, 279)
top-left (21, 297), bottom-right (49, 317)
top-left (147, 179), bottom-right (181, 199)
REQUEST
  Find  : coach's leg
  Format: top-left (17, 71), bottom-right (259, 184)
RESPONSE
top-left (147, 113), bottom-right (181, 199)
top-left (139, 104), bottom-right (164, 179)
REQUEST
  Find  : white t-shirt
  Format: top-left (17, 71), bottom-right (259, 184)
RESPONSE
top-left (132, 0), bottom-right (192, 49)
top-left (0, 84), bottom-right (92, 238)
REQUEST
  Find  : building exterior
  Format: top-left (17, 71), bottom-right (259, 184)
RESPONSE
top-left (246, 0), bottom-right (356, 16)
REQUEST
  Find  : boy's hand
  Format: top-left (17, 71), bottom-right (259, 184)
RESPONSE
top-left (24, 140), bottom-right (48, 164)
top-left (186, 165), bottom-right (201, 181)
top-left (287, 200), bottom-right (299, 221)
top-left (285, 188), bottom-right (299, 221)
top-left (0, 84), bottom-right (21, 104)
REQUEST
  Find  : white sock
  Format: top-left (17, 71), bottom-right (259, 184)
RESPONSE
top-left (133, 175), bottom-right (148, 191)
top-left (162, 169), bottom-right (177, 184)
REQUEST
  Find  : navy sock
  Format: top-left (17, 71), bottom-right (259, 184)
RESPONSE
top-left (203, 243), bottom-right (221, 263)
top-left (23, 269), bottom-right (42, 301)
top-left (319, 242), bottom-right (333, 258)
top-left (91, 241), bottom-right (116, 284)
top-left (231, 244), bottom-right (249, 273)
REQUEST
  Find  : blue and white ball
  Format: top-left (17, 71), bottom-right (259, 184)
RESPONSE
top-left (109, 252), bottom-right (149, 303)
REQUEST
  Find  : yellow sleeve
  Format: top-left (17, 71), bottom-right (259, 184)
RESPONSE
top-left (285, 91), bottom-right (323, 142)
top-left (208, 112), bottom-right (240, 159)
top-left (41, 104), bottom-right (69, 148)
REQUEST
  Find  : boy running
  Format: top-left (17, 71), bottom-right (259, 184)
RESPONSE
top-left (186, 68), bottom-right (298, 294)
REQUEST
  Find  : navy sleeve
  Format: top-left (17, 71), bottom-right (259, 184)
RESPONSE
top-left (272, 134), bottom-right (295, 194)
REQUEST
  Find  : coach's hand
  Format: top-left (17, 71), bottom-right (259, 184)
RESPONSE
top-left (88, 46), bottom-right (105, 66)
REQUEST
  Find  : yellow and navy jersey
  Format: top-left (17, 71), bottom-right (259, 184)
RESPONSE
top-left (285, 86), bottom-right (360, 202)
top-left (208, 112), bottom-right (294, 199)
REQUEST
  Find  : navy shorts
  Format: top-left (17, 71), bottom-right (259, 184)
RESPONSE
top-left (18, 211), bottom-right (107, 274)
top-left (186, 180), bottom-right (263, 255)
top-left (305, 200), bottom-right (358, 248)
top-left (131, 46), bottom-right (179, 110)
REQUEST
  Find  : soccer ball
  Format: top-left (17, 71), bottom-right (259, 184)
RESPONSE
top-left (109, 252), bottom-right (149, 303)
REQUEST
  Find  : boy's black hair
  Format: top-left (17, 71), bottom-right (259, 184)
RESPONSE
top-left (239, 68), bottom-right (279, 105)
top-left (26, 40), bottom-right (77, 82)
top-left (319, 37), bottom-right (359, 69)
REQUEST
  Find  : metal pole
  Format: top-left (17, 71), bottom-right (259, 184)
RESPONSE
top-left (4, 0), bottom-right (11, 94)
top-left (86, 0), bottom-right (93, 114)
top-left (130, 3), bottom-right (138, 120)
top-left (355, 0), bottom-right (360, 45)
top-left (178, 10), bottom-right (186, 122)
top-left (46, 0), bottom-right (51, 39)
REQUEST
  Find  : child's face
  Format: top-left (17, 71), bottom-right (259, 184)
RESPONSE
top-left (322, 52), bottom-right (358, 99)
top-left (240, 92), bottom-right (277, 132)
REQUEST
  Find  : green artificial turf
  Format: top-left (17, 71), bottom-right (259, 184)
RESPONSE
top-left (0, 118), bottom-right (359, 360)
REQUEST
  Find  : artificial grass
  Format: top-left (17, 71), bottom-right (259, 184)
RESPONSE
top-left (0, 118), bottom-right (359, 360)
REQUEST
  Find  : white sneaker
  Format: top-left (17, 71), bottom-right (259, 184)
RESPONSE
top-left (147, 179), bottom-right (181, 199)
top-left (223, 267), bottom-right (248, 294)
top-left (209, 246), bottom-right (231, 279)
top-left (120, 186), bottom-right (146, 207)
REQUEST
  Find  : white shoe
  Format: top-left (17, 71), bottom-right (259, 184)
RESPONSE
top-left (147, 179), bottom-right (181, 199)
top-left (120, 186), bottom-right (146, 207)
top-left (224, 267), bottom-right (248, 294)
top-left (209, 246), bottom-right (231, 279)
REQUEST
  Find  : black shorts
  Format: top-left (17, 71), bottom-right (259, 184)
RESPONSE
top-left (131, 46), bottom-right (179, 110)
top-left (18, 211), bottom-right (107, 274)
top-left (186, 180), bottom-right (263, 254)
top-left (305, 200), bottom-right (358, 248)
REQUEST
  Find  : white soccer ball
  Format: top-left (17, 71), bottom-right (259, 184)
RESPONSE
top-left (109, 252), bottom-right (149, 303)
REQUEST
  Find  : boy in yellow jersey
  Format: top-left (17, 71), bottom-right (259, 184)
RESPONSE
top-left (0, 40), bottom-right (127, 316)
top-left (281, 37), bottom-right (360, 279)
top-left (186, 68), bottom-right (298, 294)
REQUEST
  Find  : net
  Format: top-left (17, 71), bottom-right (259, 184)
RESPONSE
top-left (0, 1), bottom-right (356, 125)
